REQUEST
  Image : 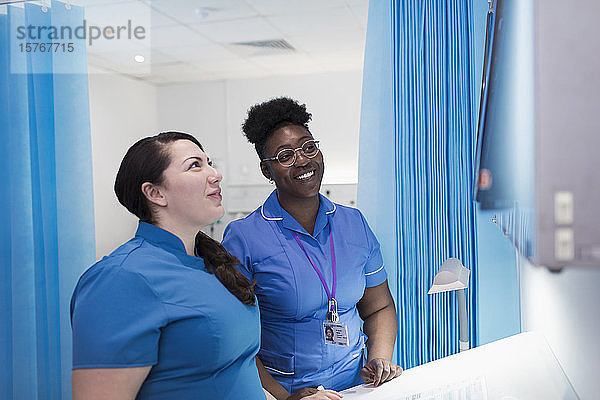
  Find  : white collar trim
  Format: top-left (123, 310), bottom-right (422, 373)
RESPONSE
top-left (261, 205), bottom-right (283, 221)
top-left (260, 195), bottom-right (335, 221)
top-left (325, 202), bottom-right (336, 215)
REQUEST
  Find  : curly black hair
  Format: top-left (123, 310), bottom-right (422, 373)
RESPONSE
top-left (241, 97), bottom-right (312, 159)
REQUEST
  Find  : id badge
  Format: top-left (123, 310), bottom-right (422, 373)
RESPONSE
top-left (323, 321), bottom-right (349, 346)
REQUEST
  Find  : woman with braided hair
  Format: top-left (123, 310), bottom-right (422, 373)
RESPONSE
top-left (70, 131), bottom-right (342, 400)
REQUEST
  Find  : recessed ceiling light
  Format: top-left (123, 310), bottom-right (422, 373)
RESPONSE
top-left (134, 55), bottom-right (145, 63)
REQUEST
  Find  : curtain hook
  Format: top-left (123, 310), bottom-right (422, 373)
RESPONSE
top-left (66, 0), bottom-right (71, 10)
top-left (41, 0), bottom-right (49, 13)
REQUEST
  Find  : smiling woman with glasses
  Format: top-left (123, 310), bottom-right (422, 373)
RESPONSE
top-left (262, 139), bottom-right (321, 167)
top-left (221, 97), bottom-right (402, 400)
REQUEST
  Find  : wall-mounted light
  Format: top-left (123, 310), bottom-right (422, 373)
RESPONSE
top-left (428, 258), bottom-right (471, 352)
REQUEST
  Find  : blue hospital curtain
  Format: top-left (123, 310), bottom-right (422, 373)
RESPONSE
top-left (358, 0), bottom-right (484, 368)
top-left (0, 2), bottom-right (95, 399)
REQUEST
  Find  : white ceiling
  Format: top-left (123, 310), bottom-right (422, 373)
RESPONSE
top-left (70, 0), bottom-right (369, 84)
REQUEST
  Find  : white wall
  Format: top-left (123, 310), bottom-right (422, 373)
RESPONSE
top-left (520, 260), bottom-right (600, 399)
top-left (89, 73), bottom-right (158, 259)
top-left (506, 1), bottom-right (598, 398)
top-left (476, 208), bottom-right (521, 345)
top-left (156, 70), bottom-right (363, 188)
top-left (156, 71), bottom-right (364, 239)
top-left (90, 70), bottom-right (363, 256)
top-left (156, 80), bottom-right (228, 172)
top-left (223, 71), bottom-right (363, 186)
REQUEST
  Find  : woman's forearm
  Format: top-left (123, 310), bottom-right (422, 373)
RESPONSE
top-left (357, 281), bottom-right (398, 362)
top-left (362, 303), bottom-right (397, 362)
top-left (72, 366), bottom-right (151, 400)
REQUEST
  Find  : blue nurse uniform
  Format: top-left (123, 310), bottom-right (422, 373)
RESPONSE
top-left (222, 191), bottom-right (387, 393)
top-left (71, 222), bottom-right (266, 400)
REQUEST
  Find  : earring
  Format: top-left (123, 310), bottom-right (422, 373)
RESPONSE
top-left (269, 179), bottom-right (274, 184)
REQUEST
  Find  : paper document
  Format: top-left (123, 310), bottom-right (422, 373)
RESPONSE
top-left (397, 376), bottom-right (487, 400)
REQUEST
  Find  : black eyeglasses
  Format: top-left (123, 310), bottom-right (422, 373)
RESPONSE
top-left (262, 140), bottom-right (320, 167)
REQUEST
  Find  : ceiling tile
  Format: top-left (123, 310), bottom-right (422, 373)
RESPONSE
top-left (312, 50), bottom-right (364, 72)
top-left (87, 53), bottom-right (115, 72)
top-left (83, 1), bottom-right (151, 27)
top-left (345, 2), bottom-right (369, 29)
top-left (243, 52), bottom-right (303, 67)
top-left (146, 0), bottom-right (258, 25)
top-left (85, 36), bottom-right (149, 56)
top-left (218, 69), bottom-right (273, 80)
top-left (70, 0), bottom-right (132, 7)
top-left (88, 48), bottom-right (153, 74)
top-left (265, 6), bottom-right (361, 38)
top-left (190, 57), bottom-right (279, 81)
top-left (158, 42), bottom-right (238, 63)
top-left (81, 0), bottom-right (366, 83)
top-left (150, 48), bottom-right (182, 65)
top-left (344, 0), bottom-right (369, 8)
top-left (189, 17), bottom-right (282, 44)
top-left (248, 53), bottom-right (321, 73)
top-left (193, 57), bottom-right (260, 73)
top-left (149, 9), bottom-right (181, 28)
top-left (88, 63), bottom-right (113, 74)
top-left (82, 1), bottom-right (151, 53)
top-left (287, 29), bottom-right (365, 53)
top-left (150, 62), bottom-right (206, 77)
top-left (245, 0), bottom-right (346, 16)
top-left (151, 25), bottom-right (211, 48)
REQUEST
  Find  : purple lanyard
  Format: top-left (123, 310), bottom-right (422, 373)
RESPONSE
top-left (291, 218), bottom-right (337, 301)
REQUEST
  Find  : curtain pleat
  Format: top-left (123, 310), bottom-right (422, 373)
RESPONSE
top-left (0, 2), bottom-right (95, 399)
top-left (395, 0), bottom-right (480, 368)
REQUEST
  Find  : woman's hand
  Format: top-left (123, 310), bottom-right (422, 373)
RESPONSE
top-left (360, 358), bottom-right (402, 387)
top-left (286, 387), bottom-right (343, 400)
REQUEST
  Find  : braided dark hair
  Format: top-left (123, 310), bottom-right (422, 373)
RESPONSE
top-left (195, 232), bottom-right (255, 305)
top-left (115, 131), bottom-right (255, 306)
top-left (241, 97), bottom-right (312, 159)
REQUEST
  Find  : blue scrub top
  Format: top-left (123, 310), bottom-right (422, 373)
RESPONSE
top-left (71, 222), bottom-right (266, 400)
top-left (222, 191), bottom-right (387, 392)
